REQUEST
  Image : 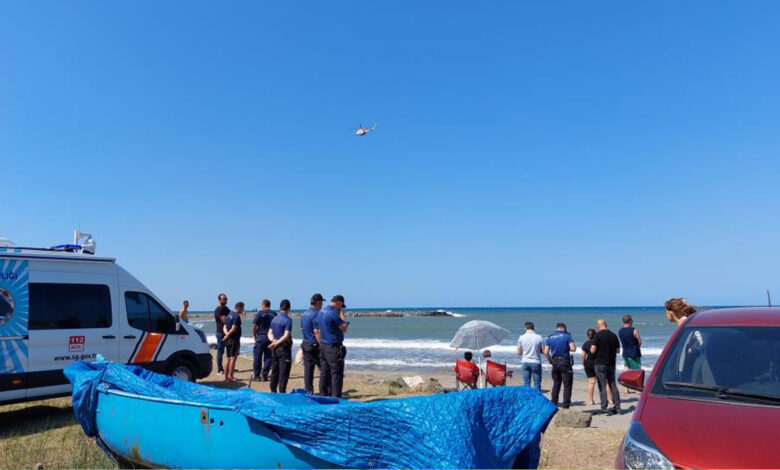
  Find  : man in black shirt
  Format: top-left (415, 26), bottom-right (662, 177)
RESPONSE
top-left (214, 293), bottom-right (230, 375)
top-left (590, 319), bottom-right (622, 415)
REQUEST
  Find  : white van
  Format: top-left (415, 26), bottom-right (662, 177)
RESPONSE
top-left (0, 233), bottom-right (212, 405)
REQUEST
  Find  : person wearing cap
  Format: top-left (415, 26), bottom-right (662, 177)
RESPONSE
top-left (542, 322), bottom-right (576, 408)
top-left (301, 293), bottom-right (324, 394)
top-left (319, 295), bottom-right (349, 398)
top-left (268, 299), bottom-right (293, 393)
top-left (252, 299), bottom-right (277, 381)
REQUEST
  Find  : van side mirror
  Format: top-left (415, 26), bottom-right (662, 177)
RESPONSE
top-left (618, 369), bottom-right (645, 392)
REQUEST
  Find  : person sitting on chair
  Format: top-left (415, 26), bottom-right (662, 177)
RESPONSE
top-left (479, 349), bottom-right (493, 373)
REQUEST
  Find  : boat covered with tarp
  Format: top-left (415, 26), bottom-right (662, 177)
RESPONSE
top-left (65, 358), bottom-right (557, 469)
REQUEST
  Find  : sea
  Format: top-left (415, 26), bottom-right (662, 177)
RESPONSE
top-left (192, 306), bottom-right (679, 377)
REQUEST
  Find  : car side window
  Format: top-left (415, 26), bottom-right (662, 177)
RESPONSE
top-left (124, 291), bottom-right (176, 334)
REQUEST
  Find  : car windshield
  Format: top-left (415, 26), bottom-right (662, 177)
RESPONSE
top-left (652, 326), bottom-right (780, 403)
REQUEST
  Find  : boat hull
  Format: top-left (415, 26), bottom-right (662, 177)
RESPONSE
top-left (96, 389), bottom-right (338, 469)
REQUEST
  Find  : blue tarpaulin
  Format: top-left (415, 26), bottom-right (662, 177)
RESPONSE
top-left (65, 358), bottom-right (556, 469)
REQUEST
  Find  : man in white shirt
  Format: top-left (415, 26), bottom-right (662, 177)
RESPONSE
top-left (517, 321), bottom-right (544, 390)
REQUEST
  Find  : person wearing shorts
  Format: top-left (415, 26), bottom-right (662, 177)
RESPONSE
top-left (223, 302), bottom-right (244, 382)
top-left (581, 328), bottom-right (598, 405)
top-left (214, 294), bottom-right (230, 375)
top-left (618, 314), bottom-right (643, 393)
top-left (582, 328), bottom-right (614, 407)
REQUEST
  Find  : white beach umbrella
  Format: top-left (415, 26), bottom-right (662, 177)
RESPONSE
top-left (450, 320), bottom-right (511, 351)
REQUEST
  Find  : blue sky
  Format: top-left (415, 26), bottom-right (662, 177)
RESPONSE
top-left (3, 2), bottom-right (780, 309)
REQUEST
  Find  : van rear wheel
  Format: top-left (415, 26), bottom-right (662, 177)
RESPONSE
top-left (167, 359), bottom-right (195, 382)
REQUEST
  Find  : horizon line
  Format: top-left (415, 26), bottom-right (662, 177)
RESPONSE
top-left (185, 304), bottom-right (747, 312)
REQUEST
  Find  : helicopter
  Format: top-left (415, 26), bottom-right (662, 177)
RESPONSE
top-left (354, 123), bottom-right (377, 136)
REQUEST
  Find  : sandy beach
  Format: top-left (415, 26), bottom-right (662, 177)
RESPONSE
top-left (0, 350), bottom-right (633, 469)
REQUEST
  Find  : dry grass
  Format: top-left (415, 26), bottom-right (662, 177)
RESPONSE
top-left (0, 398), bottom-right (116, 469)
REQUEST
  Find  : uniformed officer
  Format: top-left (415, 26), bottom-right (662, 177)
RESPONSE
top-left (301, 293), bottom-right (324, 394)
top-left (268, 299), bottom-right (293, 393)
top-left (252, 299), bottom-right (277, 381)
top-left (542, 322), bottom-right (576, 408)
top-left (319, 295), bottom-right (349, 398)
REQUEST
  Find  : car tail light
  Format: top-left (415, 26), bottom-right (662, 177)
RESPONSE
top-left (622, 422), bottom-right (674, 469)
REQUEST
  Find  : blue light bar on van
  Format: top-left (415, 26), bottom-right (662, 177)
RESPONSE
top-left (51, 244), bottom-right (83, 252)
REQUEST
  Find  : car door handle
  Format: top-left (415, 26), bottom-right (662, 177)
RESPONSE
top-left (102, 335), bottom-right (116, 339)
top-left (123, 335), bottom-right (137, 339)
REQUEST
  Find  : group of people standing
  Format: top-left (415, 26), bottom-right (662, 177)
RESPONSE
top-left (212, 293), bottom-right (350, 398)
top-left (516, 315), bottom-right (643, 415)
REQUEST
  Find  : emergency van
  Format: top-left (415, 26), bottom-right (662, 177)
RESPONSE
top-left (0, 232), bottom-right (212, 405)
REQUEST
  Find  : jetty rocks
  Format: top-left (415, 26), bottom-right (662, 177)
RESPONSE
top-left (346, 310), bottom-right (454, 318)
top-left (191, 310), bottom-right (455, 319)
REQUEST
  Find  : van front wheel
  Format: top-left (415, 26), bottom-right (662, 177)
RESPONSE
top-left (167, 359), bottom-right (195, 382)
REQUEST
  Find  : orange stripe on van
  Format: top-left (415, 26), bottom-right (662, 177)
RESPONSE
top-left (133, 333), bottom-right (163, 363)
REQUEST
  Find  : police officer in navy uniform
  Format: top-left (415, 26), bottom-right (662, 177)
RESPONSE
top-left (542, 322), bottom-right (577, 408)
top-left (252, 299), bottom-right (277, 381)
top-left (301, 293), bottom-right (324, 394)
top-left (268, 299), bottom-right (293, 393)
top-left (319, 295), bottom-right (349, 398)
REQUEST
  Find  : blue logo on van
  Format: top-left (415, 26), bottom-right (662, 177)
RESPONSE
top-left (0, 288), bottom-right (13, 327)
top-left (0, 260), bottom-right (29, 374)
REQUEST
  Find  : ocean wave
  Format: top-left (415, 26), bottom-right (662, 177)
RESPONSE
top-left (346, 359), bottom-right (455, 368)
top-left (345, 338), bottom-right (519, 353)
top-left (206, 334), bottom-right (665, 357)
top-left (207, 335), bottom-right (256, 345)
top-left (343, 358), bottom-right (655, 372)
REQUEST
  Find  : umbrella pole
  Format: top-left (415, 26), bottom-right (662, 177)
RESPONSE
top-left (475, 331), bottom-right (485, 389)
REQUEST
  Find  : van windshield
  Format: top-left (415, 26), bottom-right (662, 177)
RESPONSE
top-left (652, 326), bottom-right (780, 403)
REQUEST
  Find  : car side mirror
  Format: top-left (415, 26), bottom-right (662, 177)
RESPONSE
top-left (618, 369), bottom-right (645, 392)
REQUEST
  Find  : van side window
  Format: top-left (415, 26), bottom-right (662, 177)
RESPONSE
top-left (29, 283), bottom-right (112, 330)
top-left (124, 292), bottom-right (176, 333)
top-left (125, 292), bottom-right (152, 331)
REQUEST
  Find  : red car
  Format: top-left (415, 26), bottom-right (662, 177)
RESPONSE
top-left (616, 307), bottom-right (780, 469)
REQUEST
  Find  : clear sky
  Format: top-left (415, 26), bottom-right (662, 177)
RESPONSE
top-left (3, 2), bottom-right (780, 309)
